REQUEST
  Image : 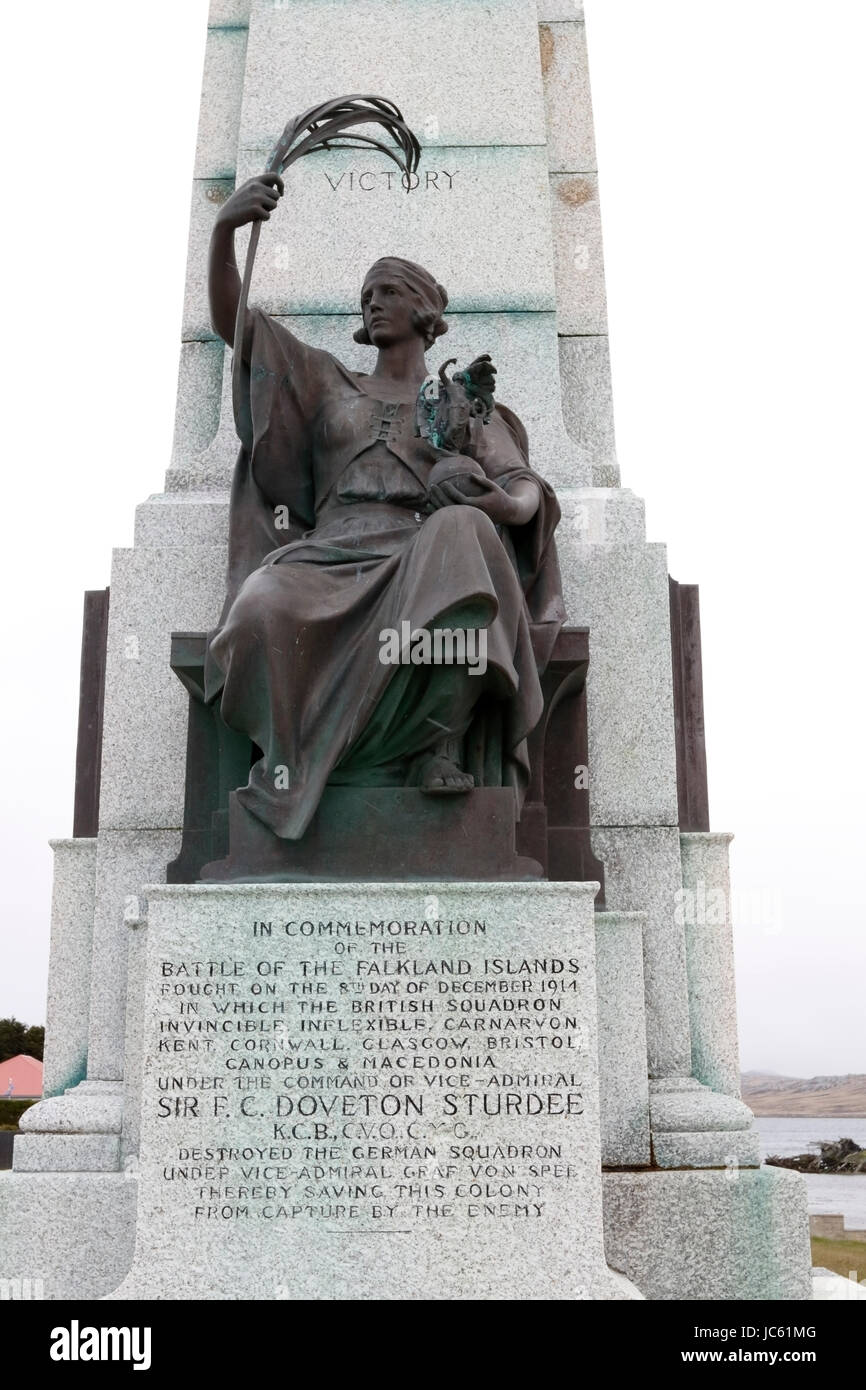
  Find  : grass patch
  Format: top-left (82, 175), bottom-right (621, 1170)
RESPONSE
top-left (812, 1236), bottom-right (866, 1284)
top-left (0, 1098), bottom-right (35, 1129)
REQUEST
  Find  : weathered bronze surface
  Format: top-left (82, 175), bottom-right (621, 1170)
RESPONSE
top-left (202, 136), bottom-right (564, 874)
top-left (167, 627), bottom-right (603, 892)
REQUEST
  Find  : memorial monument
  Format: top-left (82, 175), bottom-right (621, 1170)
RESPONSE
top-left (0, 0), bottom-right (812, 1300)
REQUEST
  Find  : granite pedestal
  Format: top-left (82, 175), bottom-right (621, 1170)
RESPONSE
top-left (107, 881), bottom-right (641, 1301)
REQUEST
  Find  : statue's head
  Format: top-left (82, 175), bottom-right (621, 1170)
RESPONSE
top-left (354, 257), bottom-right (449, 351)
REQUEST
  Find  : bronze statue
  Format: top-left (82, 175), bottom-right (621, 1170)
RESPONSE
top-left (204, 170), bottom-right (565, 844)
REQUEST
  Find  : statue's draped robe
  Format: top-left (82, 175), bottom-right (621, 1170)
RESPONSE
top-left (205, 310), bottom-right (565, 839)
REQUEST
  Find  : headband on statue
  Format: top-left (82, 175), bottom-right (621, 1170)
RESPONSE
top-left (354, 257), bottom-right (449, 346)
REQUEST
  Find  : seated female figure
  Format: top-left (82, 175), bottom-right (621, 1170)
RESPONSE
top-left (205, 173), bottom-right (564, 841)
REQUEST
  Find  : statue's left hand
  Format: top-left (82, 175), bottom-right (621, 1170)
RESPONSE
top-left (427, 473), bottom-right (539, 526)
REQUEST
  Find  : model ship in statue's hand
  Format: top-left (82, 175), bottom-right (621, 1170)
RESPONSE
top-left (417, 354), bottom-right (542, 527)
top-left (203, 110), bottom-right (565, 838)
top-left (415, 353), bottom-right (495, 455)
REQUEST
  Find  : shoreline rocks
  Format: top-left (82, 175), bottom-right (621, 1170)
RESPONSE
top-left (767, 1137), bottom-right (866, 1174)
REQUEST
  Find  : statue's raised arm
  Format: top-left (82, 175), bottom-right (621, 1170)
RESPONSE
top-left (208, 173), bottom-right (285, 348)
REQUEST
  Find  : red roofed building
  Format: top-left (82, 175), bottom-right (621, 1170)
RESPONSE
top-left (1, 1054), bottom-right (43, 1100)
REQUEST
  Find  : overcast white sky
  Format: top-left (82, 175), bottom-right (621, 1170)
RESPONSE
top-left (0, 1), bottom-right (862, 1078)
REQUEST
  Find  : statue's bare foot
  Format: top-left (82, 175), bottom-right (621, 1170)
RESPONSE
top-left (416, 752), bottom-right (474, 795)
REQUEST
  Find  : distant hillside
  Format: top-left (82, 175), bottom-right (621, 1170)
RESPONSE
top-left (742, 1072), bottom-right (866, 1117)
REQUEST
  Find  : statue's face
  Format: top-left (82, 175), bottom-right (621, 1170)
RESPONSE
top-left (360, 273), bottom-right (421, 348)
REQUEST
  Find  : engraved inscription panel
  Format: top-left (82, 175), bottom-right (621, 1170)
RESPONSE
top-left (128, 884), bottom-right (612, 1300)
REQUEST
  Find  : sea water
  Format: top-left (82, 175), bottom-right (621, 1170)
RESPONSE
top-left (755, 1116), bottom-right (866, 1227)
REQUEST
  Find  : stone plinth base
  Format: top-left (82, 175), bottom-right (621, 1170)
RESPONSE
top-left (602, 1166), bottom-right (812, 1301)
top-left (107, 880), bottom-right (638, 1300)
top-left (0, 1173), bottom-right (137, 1300)
top-left (648, 1076), bottom-right (761, 1168)
top-left (14, 1080), bottom-right (124, 1173)
top-left (202, 789), bottom-right (543, 883)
